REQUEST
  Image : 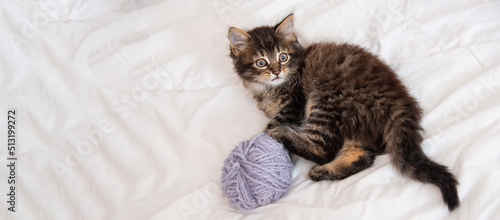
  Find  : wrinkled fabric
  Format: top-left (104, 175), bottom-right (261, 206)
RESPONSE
top-left (0, 0), bottom-right (499, 219)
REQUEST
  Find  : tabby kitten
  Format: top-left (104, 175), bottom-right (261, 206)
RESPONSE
top-left (228, 14), bottom-right (459, 211)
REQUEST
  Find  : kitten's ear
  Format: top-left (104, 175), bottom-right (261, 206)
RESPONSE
top-left (275, 14), bottom-right (296, 41)
top-left (229, 27), bottom-right (251, 56)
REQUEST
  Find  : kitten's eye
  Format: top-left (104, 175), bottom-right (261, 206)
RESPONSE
top-left (255, 59), bottom-right (268, 68)
top-left (279, 53), bottom-right (288, 62)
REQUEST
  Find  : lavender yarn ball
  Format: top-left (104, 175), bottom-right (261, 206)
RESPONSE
top-left (221, 133), bottom-right (294, 210)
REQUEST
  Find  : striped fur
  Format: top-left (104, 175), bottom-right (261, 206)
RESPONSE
top-left (228, 14), bottom-right (459, 211)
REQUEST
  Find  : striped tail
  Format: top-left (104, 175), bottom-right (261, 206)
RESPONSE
top-left (385, 114), bottom-right (460, 211)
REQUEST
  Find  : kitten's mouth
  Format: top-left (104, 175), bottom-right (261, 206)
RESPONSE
top-left (270, 73), bottom-right (283, 82)
top-left (268, 72), bottom-right (286, 85)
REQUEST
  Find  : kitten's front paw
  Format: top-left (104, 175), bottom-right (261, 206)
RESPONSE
top-left (266, 125), bottom-right (290, 140)
top-left (308, 165), bottom-right (345, 181)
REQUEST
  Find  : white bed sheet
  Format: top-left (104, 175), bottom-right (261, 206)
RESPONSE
top-left (1, 0), bottom-right (499, 219)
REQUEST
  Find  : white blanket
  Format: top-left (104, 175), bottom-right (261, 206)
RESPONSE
top-left (1, 0), bottom-right (499, 219)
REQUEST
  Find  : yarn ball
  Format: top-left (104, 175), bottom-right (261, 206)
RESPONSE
top-left (221, 133), bottom-right (294, 210)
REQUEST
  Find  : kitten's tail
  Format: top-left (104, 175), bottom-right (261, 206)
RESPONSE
top-left (385, 115), bottom-right (460, 211)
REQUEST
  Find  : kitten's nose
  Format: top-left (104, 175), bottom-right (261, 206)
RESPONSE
top-left (272, 71), bottom-right (281, 76)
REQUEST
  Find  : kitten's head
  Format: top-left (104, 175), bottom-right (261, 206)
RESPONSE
top-left (228, 14), bottom-right (304, 92)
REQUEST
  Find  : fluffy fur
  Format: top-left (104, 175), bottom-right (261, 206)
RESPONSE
top-left (228, 14), bottom-right (459, 211)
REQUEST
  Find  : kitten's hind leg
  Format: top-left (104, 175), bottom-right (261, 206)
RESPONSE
top-left (309, 140), bottom-right (375, 181)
